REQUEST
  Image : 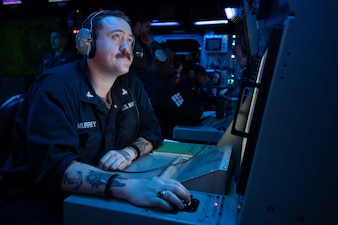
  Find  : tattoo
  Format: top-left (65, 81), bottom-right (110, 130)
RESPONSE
top-left (85, 170), bottom-right (112, 189)
top-left (63, 171), bottom-right (83, 192)
top-left (134, 138), bottom-right (149, 156)
top-left (112, 176), bottom-right (127, 188)
top-left (120, 150), bottom-right (131, 161)
top-left (106, 175), bottom-right (127, 197)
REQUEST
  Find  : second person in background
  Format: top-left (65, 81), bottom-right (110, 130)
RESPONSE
top-left (136, 43), bottom-right (203, 139)
top-left (176, 62), bottom-right (217, 111)
top-left (38, 29), bottom-right (79, 75)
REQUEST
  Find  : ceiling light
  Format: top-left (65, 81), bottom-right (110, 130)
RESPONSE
top-left (224, 7), bottom-right (239, 20)
top-left (193, 20), bottom-right (228, 26)
top-left (151, 21), bottom-right (181, 27)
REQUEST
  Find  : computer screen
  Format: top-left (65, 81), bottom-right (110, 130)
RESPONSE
top-left (232, 24), bottom-right (284, 195)
top-left (2, 0), bottom-right (21, 5)
top-left (205, 38), bottom-right (222, 51)
top-left (48, 0), bottom-right (69, 2)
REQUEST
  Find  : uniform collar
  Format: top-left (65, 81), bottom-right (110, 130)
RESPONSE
top-left (79, 60), bottom-right (133, 111)
top-left (79, 59), bottom-right (99, 105)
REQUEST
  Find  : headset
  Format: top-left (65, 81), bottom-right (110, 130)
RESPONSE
top-left (75, 11), bottom-right (104, 58)
top-left (76, 10), bottom-right (136, 59)
top-left (149, 40), bottom-right (167, 63)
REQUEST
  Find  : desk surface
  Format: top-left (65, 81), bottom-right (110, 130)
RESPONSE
top-left (156, 139), bottom-right (216, 155)
top-left (173, 111), bottom-right (234, 144)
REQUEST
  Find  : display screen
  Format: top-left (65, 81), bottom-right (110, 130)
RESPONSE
top-left (205, 38), bottom-right (222, 51)
top-left (2, 0), bottom-right (21, 5)
top-left (234, 25), bottom-right (284, 196)
top-left (48, 0), bottom-right (69, 2)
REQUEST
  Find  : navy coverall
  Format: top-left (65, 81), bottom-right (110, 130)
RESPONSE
top-left (0, 59), bottom-right (162, 224)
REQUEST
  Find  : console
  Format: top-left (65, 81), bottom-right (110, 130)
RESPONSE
top-left (64, 190), bottom-right (238, 225)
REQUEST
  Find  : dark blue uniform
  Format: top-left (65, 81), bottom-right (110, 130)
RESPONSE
top-left (38, 49), bottom-right (79, 74)
top-left (0, 59), bottom-right (162, 224)
top-left (136, 70), bottom-right (203, 139)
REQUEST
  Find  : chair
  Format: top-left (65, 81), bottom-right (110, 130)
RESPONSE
top-left (0, 94), bottom-right (25, 167)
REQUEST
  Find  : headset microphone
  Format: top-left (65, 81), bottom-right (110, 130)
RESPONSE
top-left (134, 44), bottom-right (144, 58)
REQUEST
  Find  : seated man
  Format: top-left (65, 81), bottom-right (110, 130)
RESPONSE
top-left (136, 44), bottom-right (203, 139)
top-left (176, 62), bottom-right (217, 111)
top-left (0, 10), bottom-right (191, 225)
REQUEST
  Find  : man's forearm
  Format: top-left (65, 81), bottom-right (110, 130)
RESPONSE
top-left (130, 137), bottom-right (153, 158)
top-left (62, 161), bottom-right (127, 197)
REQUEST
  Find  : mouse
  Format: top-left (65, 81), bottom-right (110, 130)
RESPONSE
top-left (170, 195), bottom-right (200, 214)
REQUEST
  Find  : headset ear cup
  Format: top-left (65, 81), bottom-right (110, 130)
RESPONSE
top-left (150, 41), bottom-right (167, 63)
top-left (75, 28), bottom-right (92, 56)
top-left (154, 48), bottom-right (167, 63)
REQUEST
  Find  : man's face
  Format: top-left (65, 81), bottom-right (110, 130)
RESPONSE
top-left (140, 21), bottom-right (151, 35)
top-left (50, 32), bottom-right (66, 51)
top-left (211, 73), bottom-right (220, 85)
top-left (91, 16), bottom-right (134, 76)
top-left (195, 73), bottom-right (208, 86)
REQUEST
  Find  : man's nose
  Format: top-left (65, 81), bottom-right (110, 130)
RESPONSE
top-left (121, 40), bottom-right (131, 50)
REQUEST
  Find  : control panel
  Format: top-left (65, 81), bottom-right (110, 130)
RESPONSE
top-left (64, 190), bottom-right (238, 225)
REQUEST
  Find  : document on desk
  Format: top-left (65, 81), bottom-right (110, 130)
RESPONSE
top-left (156, 139), bottom-right (216, 155)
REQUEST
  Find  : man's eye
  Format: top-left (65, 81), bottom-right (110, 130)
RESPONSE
top-left (127, 38), bottom-right (134, 46)
top-left (112, 33), bottom-right (122, 40)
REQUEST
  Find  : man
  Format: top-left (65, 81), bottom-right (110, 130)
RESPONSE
top-left (0, 10), bottom-right (191, 224)
top-left (136, 46), bottom-right (203, 138)
top-left (38, 29), bottom-right (79, 74)
top-left (130, 13), bottom-right (153, 71)
top-left (176, 62), bottom-right (217, 111)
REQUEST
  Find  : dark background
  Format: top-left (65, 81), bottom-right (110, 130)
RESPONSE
top-left (0, 0), bottom-right (241, 77)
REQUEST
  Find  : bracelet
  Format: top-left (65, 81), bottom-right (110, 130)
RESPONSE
top-left (129, 144), bottom-right (141, 159)
top-left (104, 174), bottom-right (118, 198)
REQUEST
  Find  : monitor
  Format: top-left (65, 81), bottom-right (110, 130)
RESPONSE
top-left (231, 24), bottom-right (284, 195)
top-left (205, 38), bottom-right (222, 51)
top-left (203, 35), bottom-right (228, 53)
top-left (2, 0), bottom-right (21, 5)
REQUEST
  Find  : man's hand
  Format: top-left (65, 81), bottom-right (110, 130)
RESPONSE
top-left (123, 177), bottom-right (192, 212)
top-left (98, 148), bottom-right (135, 171)
top-left (98, 138), bottom-right (153, 171)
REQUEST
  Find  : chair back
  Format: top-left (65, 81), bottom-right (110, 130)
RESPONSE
top-left (0, 94), bottom-right (25, 167)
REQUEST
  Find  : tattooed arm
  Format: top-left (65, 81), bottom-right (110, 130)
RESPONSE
top-left (98, 137), bottom-right (154, 171)
top-left (129, 137), bottom-right (153, 158)
top-left (62, 161), bottom-right (125, 196)
top-left (62, 160), bottom-right (191, 212)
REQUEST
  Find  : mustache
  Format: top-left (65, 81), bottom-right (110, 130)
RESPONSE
top-left (117, 50), bottom-right (132, 61)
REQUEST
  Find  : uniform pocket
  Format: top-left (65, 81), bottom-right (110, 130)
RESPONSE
top-left (116, 107), bottom-right (139, 146)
